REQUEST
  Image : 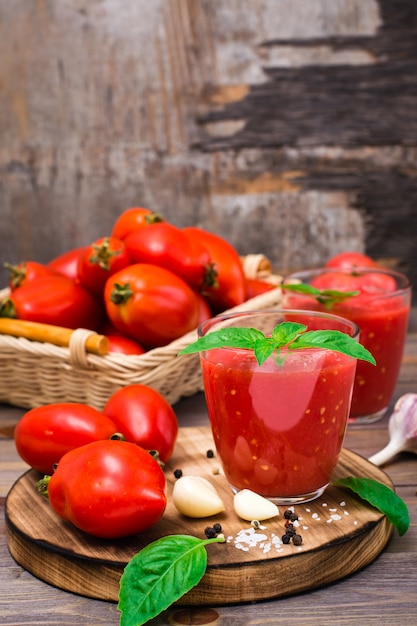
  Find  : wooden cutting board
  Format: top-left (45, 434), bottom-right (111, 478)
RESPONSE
top-left (5, 426), bottom-right (393, 606)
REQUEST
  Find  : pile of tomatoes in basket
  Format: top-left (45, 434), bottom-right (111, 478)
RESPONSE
top-left (1, 207), bottom-right (275, 353)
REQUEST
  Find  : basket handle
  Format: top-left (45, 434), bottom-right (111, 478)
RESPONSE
top-left (0, 318), bottom-right (109, 355)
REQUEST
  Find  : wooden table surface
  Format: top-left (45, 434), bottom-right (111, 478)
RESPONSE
top-left (1, 332), bottom-right (417, 626)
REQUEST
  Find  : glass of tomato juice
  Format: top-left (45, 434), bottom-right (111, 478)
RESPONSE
top-left (198, 309), bottom-right (360, 504)
top-left (282, 267), bottom-right (411, 424)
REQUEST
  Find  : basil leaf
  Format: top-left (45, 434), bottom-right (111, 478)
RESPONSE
top-left (118, 534), bottom-right (224, 626)
top-left (290, 330), bottom-right (376, 365)
top-left (282, 282), bottom-right (359, 309)
top-left (272, 321), bottom-right (306, 344)
top-left (334, 477), bottom-right (410, 536)
top-left (178, 327), bottom-right (263, 355)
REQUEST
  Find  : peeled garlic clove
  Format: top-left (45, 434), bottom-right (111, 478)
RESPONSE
top-left (234, 489), bottom-right (279, 521)
top-left (172, 476), bottom-right (225, 518)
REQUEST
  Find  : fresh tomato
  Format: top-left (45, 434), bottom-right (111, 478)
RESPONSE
top-left (47, 247), bottom-right (87, 281)
top-left (245, 278), bottom-right (276, 300)
top-left (0, 274), bottom-right (104, 330)
top-left (14, 403), bottom-right (118, 475)
top-left (77, 236), bottom-right (131, 296)
top-left (325, 251), bottom-right (379, 270)
top-left (42, 439), bottom-right (167, 538)
top-left (103, 384), bottom-right (178, 463)
top-left (4, 261), bottom-right (58, 290)
top-left (111, 207), bottom-right (164, 240)
top-left (124, 222), bottom-right (215, 291)
top-left (183, 227), bottom-right (246, 313)
top-left (107, 334), bottom-right (146, 355)
top-left (104, 263), bottom-right (199, 348)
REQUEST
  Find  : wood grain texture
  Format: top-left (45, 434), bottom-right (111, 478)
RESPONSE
top-left (6, 427), bottom-right (393, 605)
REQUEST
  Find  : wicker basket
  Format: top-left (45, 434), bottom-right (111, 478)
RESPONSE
top-left (0, 255), bottom-right (282, 410)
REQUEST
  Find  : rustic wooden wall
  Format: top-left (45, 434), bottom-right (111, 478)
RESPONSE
top-left (0, 0), bottom-right (416, 290)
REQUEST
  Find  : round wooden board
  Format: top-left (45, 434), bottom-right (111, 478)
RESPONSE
top-left (5, 426), bottom-right (393, 606)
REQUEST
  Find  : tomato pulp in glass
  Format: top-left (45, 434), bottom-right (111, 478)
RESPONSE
top-left (200, 347), bottom-right (356, 499)
top-left (284, 272), bottom-right (411, 420)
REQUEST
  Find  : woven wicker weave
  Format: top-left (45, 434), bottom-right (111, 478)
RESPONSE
top-left (0, 256), bottom-right (282, 410)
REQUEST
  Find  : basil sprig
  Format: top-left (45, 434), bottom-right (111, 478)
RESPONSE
top-left (282, 282), bottom-right (359, 309)
top-left (118, 534), bottom-right (224, 626)
top-left (179, 321), bottom-right (375, 367)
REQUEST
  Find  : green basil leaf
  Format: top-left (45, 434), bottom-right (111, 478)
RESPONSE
top-left (178, 327), bottom-right (263, 355)
top-left (290, 330), bottom-right (376, 365)
top-left (118, 534), bottom-right (224, 626)
top-left (334, 477), bottom-right (410, 536)
top-left (282, 282), bottom-right (359, 309)
top-left (254, 339), bottom-right (276, 365)
top-left (271, 321), bottom-right (306, 344)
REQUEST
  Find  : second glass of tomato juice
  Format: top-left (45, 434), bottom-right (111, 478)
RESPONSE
top-left (195, 310), bottom-right (363, 505)
top-left (282, 267), bottom-right (411, 424)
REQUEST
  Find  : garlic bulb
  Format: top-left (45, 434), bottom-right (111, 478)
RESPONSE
top-left (234, 489), bottom-right (279, 521)
top-left (172, 476), bottom-right (225, 518)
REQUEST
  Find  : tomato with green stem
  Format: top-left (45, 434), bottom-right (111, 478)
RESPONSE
top-left (0, 274), bottom-right (104, 330)
top-left (14, 403), bottom-right (119, 475)
top-left (104, 263), bottom-right (199, 348)
top-left (325, 251), bottom-right (379, 270)
top-left (183, 227), bottom-right (246, 313)
top-left (4, 261), bottom-right (58, 291)
top-left (37, 439), bottom-right (167, 539)
top-left (103, 384), bottom-right (178, 463)
top-left (111, 207), bottom-right (164, 240)
top-left (77, 236), bottom-right (131, 296)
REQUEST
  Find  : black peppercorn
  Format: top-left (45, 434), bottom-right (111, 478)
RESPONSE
top-left (213, 523), bottom-right (222, 534)
top-left (204, 526), bottom-right (217, 539)
top-left (282, 534), bottom-right (291, 544)
top-left (206, 449), bottom-right (214, 458)
top-left (173, 469), bottom-right (183, 479)
top-left (293, 534), bottom-right (303, 546)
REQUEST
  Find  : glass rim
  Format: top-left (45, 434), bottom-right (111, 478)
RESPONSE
top-left (198, 307), bottom-right (361, 340)
top-left (283, 266), bottom-right (411, 292)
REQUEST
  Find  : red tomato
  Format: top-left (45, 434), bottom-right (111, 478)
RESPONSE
top-left (111, 207), bottom-right (164, 240)
top-left (103, 384), bottom-right (178, 463)
top-left (245, 278), bottom-right (276, 300)
top-left (47, 247), bottom-right (87, 281)
top-left (124, 222), bottom-right (214, 290)
top-left (104, 263), bottom-right (199, 348)
top-left (325, 251), bottom-right (379, 270)
top-left (78, 236), bottom-right (131, 296)
top-left (107, 334), bottom-right (146, 355)
top-left (183, 227), bottom-right (246, 313)
top-left (43, 439), bottom-right (167, 538)
top-left (0, 275), bottom-right (104, 330)
top-left (14, 403), bottom-right (118, 475)
top-left (4, 261), bottom-right (58, 290)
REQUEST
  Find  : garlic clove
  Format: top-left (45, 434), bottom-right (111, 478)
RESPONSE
top-left (172, 476), bottom-right (225, 518)
top-left (234, 489), bottom-right (279, 521)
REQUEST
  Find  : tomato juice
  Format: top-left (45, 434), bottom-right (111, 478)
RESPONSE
top-left (199, 310), bottom-right (359, 504)
top-left (283, 268), bottom-right (411, 422)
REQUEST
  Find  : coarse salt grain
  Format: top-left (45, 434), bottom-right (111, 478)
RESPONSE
top-left (330, 514), bottom-right (342, 521)
top-left (340, 501), bottom-right (346, 506)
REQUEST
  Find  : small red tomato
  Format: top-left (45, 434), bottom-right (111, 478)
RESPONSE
top-left (107, 334), bottom-right (146, 355)
top-left (183, 227), bottom-right (246, 313)
top-left (77, 236), bottom-right (132, 296)
top-left (47, 247), bottom-right (87, 281)
top-left (124, 222), bottom-right (214, 291)
top-left (325, 251), bottom-right (379, 270)
top-left (0, 275), bottom-right (104, 330)
top-left (104, 263), bottom-right (199, 348)
top-left (14, 403), bottom-right (118, 475)
top-left (103, 384), bottom-right (178, 463)
top-left (111, 207), bottom-right (164, 240)
top-left (4, 261), bottom-right (58, 290)
top-left (45, 439), bottom-right (167, 538)
top-left (245, 278), bottom-right (276, 300)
